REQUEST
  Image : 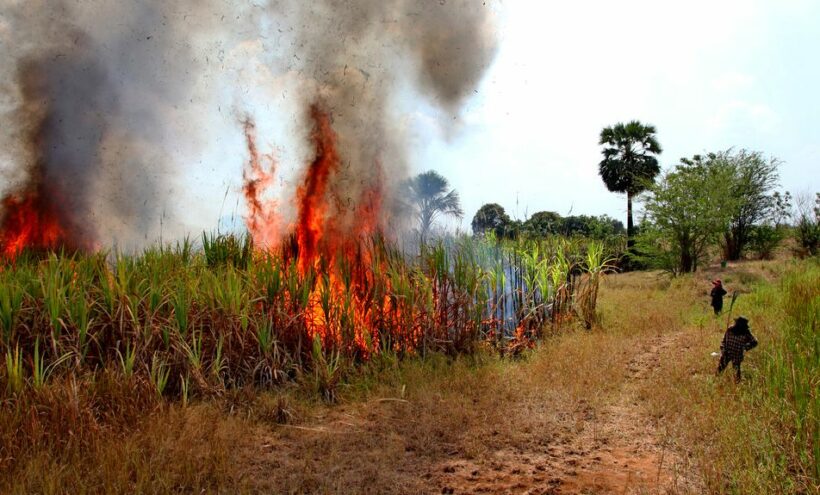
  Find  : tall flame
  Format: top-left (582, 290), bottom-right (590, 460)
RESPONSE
top-left (295, 104), bottom-right (342, 272)
top-left (352, 159), bottom-right (384, 238)
top-left (242, 119), bottom-right (281, 247)
top-left (0, 191), bottom-right (65, 259)
top-left (241, 101), bottom-right (391, 355)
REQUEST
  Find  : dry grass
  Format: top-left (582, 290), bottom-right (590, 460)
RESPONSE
top-left (4, 403), bottom-right (253, 494)
top-left (636, 259), bottom-right (818, 494)
top-left (231, 269), bottom-right (695, 493)
top-left (1, 258), bottom-right (813, 494)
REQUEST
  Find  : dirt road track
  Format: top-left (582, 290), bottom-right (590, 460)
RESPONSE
top-left (243, 331), bottom-right (699, 494)
top-left (432, 333), bottom-right (694, 494)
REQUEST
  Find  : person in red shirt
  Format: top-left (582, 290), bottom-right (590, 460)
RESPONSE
top-left (710, 279), bottom-right (727, 315)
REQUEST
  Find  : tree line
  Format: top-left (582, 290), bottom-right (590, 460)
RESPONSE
top-left (400, 171), bottom-right (626, 244)
top-left (400, 124), bottom-right (818, 275)
top-left (471, 205), bottom-right (625, 240)
top-left (596, 121), bottom-right (819, 274)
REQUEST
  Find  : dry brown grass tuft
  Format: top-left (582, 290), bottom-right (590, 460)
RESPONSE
top-left (5, 403), bottom-right (254, 494)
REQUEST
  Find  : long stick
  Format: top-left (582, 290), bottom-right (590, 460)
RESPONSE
top-left (725, 291), bottom-right (739, 328)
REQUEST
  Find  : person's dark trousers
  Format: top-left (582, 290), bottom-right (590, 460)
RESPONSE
top-left (717, 355), bottom-right (741, 382)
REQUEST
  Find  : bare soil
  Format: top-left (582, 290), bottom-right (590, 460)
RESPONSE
top-left (239, 329), bottom-right (698, 494)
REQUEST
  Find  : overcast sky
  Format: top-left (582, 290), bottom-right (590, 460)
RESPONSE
top-left (411, 0), bottom-right (820, 229)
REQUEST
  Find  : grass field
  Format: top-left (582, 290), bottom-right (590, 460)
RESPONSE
top-left (0, 248), bottom-right (816, 493)
top-left (646, 258), bottom-right (819, 493)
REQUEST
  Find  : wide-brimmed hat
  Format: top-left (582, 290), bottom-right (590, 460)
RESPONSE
top-left (734, 316), bottom-right (749, 327)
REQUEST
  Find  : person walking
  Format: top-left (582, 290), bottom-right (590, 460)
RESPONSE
top-left (716, 316), bottom-right (758, 382)
top-left (710, 279), bottom-right (727, 315)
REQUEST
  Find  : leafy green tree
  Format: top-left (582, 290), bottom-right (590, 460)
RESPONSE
top-left (639, 157), bottom-right (738, 274)
top-left (748, 225), bottom-right (784, 260)
top-left (598, 121), bottom-right (662, 248)
top-left (711, 150), bottom-right (780, 260)
top-left (793, 192), bottom-right (820, 257)
top-left (560, 215), bottom-right (625, 239)
top-left (600, 215), bottom-right (627, 236)
top-left (405, 170), bottom-right (464, 244)
top-left (522, 211), bottom-right (561, 237)
top-left (471, 203), bottom-right (512, 237)
top-left (749, 191), bottom-right (791, 260)
top-left (521, 212), bottom-right (624, 239)
top-left (505, 220), bottom-right (523, 240)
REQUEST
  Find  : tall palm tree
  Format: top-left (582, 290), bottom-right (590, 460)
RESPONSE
top-left (405, 170), bottom-right (464, 244)
top-left (598, 121), bottom-right (662, 248)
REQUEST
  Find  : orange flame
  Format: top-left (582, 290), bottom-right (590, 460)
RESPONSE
top-left (1, 190), bottom-right (68, 259)
top-left (241, 101), bottom-right (398, 357)
top-left (295, 104), bottom-right (341, 273)
top-left (242, 118), bottom-right (281, 248)
top-left (352, 160), bottom-right (385, 238)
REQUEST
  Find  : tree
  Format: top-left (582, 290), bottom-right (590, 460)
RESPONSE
top-left (599, 215), bottom-right (627, 237)
top-left (404, 170), bottom-right (464, 244)
top-left (471, 203), bottom-right (512, 237)
top-left (639, 157), bottom-right (738, 274)
top-left (703, 150), bottom-right (780, 260)
top-left (522, 211), bottom-right (561, 237)
top-left (748, 191), bottom-right (791, 260)
top-left (560, 214), bottom-right (625, 239)
top-left (520, 212), bottom-right (625, 240)
top-left (771, 191), bottom-right (793, 227)
top-left (598, 121), bottom-right (662, 250)
top-left (793, 192), bottom-right (820, 257)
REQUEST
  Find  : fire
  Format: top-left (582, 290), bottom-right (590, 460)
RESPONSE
top-left (242, 101), bottom-right (393, 357)
top-left (0, 188), bottom-right (68, 259)
top-left (352, 160), bottom-right (385, 238)
top-left (242, 119), bottom-right (281, 248)
top-left (295, 104), bottom-right (342, 272)
top-left (291, 104), bottom-right (386, 354)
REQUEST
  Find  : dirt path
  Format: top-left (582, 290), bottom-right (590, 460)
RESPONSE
top-left (241, 329), bottom-right (698, 494)
top-left (432, 333), bottom-right (692, 495)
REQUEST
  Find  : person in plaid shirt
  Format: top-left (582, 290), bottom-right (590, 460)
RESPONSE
top-left (716, 316), bottom-right (758, 382)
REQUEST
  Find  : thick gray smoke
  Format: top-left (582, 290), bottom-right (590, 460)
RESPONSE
top-left (0, 0), bottom-right (238, 249)
top-left (13, 33), bottom-right (115, 246)
top-left (259, 0), bottom-right (498, 232)
top-left (0, 0), bottom-right (497, 249)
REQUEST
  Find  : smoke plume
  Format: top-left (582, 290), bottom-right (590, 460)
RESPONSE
top-left (0, 0), bottom-right (497, 252)
top-left (250, 0), bottom-right (498, 242)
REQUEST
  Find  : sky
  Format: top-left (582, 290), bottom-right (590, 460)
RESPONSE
top-left (2, 1), bottom-right (818, 242)
top-left (410, 0), bottom-right (820, 230)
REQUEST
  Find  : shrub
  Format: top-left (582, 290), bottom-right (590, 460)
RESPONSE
top-left (749, 224), bottom-right (785, 260)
